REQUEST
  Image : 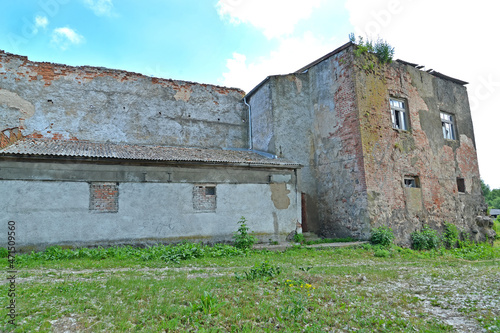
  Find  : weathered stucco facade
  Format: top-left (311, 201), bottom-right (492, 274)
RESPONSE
top-left (0, 49), bottom-right (299, 251)
top-left (0, 151), bottom-right (299, 252)
top-left (247, 43), bottom-right (493, 244)
top-left (0, 42), bottom-right (494, 249)
top-left (0, 50), bottom-right (248, 148)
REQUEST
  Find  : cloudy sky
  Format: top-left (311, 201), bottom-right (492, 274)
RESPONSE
top-left (1, 0), bottom-right (498, 188)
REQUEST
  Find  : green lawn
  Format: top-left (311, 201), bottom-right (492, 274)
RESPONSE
top-left (1, 244), bottom-right (499, 332)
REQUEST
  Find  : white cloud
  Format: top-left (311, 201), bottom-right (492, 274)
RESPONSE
top-left (345, 0), bottom-right (500, 188)
top-left (29, 15), bottom-right (49, 35)
top-left (220, 32), bottom-right (336, 92)
top-left (216, 0), bottom-right (323, 39)
top-left (51, 27), bottom-right (85, 50)
top-left (35, 16), bottom-right (49, 29)
top-left (83, 0), bottom-right (114, 16)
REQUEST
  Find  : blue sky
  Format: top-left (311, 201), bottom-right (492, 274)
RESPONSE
top-left (1, 0), bottom-right (499, 188)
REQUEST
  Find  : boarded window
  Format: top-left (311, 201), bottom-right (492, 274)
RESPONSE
top-left (193, 185), bottom-right (216, 212)
top-left (89, 182), bottom-right (119, 213)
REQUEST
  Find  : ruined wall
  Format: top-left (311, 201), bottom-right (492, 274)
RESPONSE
top-left (248, 46), bottom-right (370, 237)
top-left (354, 53), bottom-right (490, 244)
top-left (0, 159), bottom-right (299, 251)
top-left (306, 47), bottom-right (369, 239)
top-left (0, 50), bottom-right (248, 148)
top-left (249, 74), bottom-right (322, 232)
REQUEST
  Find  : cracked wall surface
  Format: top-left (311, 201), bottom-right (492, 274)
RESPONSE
top-left (0, 50), bottom-right (248, 148)
top-left (248, 44), bottom-right (490, 244)
top-left (354, 52), bottom-right (489, 244)
top-left (0, 160), bottom-right (299, 250)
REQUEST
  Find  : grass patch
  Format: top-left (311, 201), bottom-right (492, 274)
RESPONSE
top-left (304, 237), bottom-right (356, 245)
top-left (1, 242), bottom-right (499, 332)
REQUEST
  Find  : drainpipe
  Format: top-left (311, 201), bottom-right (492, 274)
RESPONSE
top-left (243, 96), bottom-right (253, 150)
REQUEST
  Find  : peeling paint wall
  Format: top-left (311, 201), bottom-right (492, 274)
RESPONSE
top-left (0, 50), bottom-right (248, 148)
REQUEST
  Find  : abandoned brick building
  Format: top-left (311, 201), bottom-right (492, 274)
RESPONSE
top-left (0, 42), bottom-right (494, 250)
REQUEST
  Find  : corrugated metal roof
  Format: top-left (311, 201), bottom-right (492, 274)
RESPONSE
top-left (490, 209), bottom-right (500, 216)
top-left (0, 139), bottom-right (299, 167)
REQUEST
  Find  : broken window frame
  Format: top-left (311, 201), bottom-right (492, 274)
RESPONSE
top-left (404, 175), bottom-right (420, 188)
top-left (440, 112), bottom-right (456, 140)
top-left (390, 98), bottom-right (408, 131)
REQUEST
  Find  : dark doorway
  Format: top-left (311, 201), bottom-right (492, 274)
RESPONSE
top-left (301, 192), bottom-right (308, 232)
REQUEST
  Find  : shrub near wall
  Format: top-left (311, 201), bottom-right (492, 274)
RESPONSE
top-left (411, 225), bottom-right (440, 250)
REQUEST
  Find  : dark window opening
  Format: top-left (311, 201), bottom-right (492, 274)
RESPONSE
top-left (404, 176), bottom-right (420, 188)
top-left (457, 178), bottom-right (465, 193)
top-left (205, 186), bottom-right (216, 196)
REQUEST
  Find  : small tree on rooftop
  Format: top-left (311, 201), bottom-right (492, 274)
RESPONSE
top-left (349, 33), bottom-right (395, 64)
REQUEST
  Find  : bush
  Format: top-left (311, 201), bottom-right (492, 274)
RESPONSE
top-left (411, 225), bottom-right (440, 250)
top-left (233, 216), bottom-right (258, 250)
top-left (370, 226), bottom-right (395, 247)
top-left (493, 216), bottom-right (500, 240)
top-left (443, 222), bottom-right (460, 249)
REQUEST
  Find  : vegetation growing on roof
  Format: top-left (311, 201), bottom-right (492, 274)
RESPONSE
top-left (349, 33), bottom-right (395, 64)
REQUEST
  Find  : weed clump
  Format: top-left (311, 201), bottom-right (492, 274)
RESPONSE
top-left (235, 261), bottom-right (281, 281)
top-left (370, 226), bottom-right (395, 247)
top-left (233, 216), bottom-right (258, 250)
top-left (411, 225), bottom-right (440, 250)
top-left (293, 233), bottom-right (305, 244)
top-left (443, 222), bottom-right (460, 249)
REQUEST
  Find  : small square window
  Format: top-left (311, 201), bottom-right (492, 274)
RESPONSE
top-left (457, 178), bottom-right (465, 193)
top-left (390, 98), bottom-right (408, 131)
top-left (404, 176), bottom-right (420, 188)
top-left (205, 186), bottom-right (216, 196)
top-left (441, 112), bottom-right (456, 140)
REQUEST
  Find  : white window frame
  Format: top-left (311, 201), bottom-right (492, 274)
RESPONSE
top-left (404, 176), bottom-right (420, 188)
top-left (390, 98), bottom-right (408, 131)
top-left (440, 112), bottom-right (456, 140)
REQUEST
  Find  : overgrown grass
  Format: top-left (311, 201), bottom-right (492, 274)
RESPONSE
top-left (1, 242), bottom-right (499, 332)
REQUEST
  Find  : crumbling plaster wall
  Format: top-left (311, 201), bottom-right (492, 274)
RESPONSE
top-left (249, 74), bottom-right (321, 232)
top-left (307, 48), bottom-right (369, 239)
top-left (0, 50), bottom-right (248, 148)
top-left (249, 47), bottom-right (370, 238)
top-left (0, 160), bottom-right (299, 251)
top-left (354, 54), bottom-right (490, 244)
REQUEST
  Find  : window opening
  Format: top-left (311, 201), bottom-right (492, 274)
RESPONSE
top-left (390, 98), bottom-right (408, 131)
top-left (457, 178), bottom-right (465, 193)
top-left (441, 112), bottom-right (456, 140)
top-left (404, 176), bottom-right (420, 188)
